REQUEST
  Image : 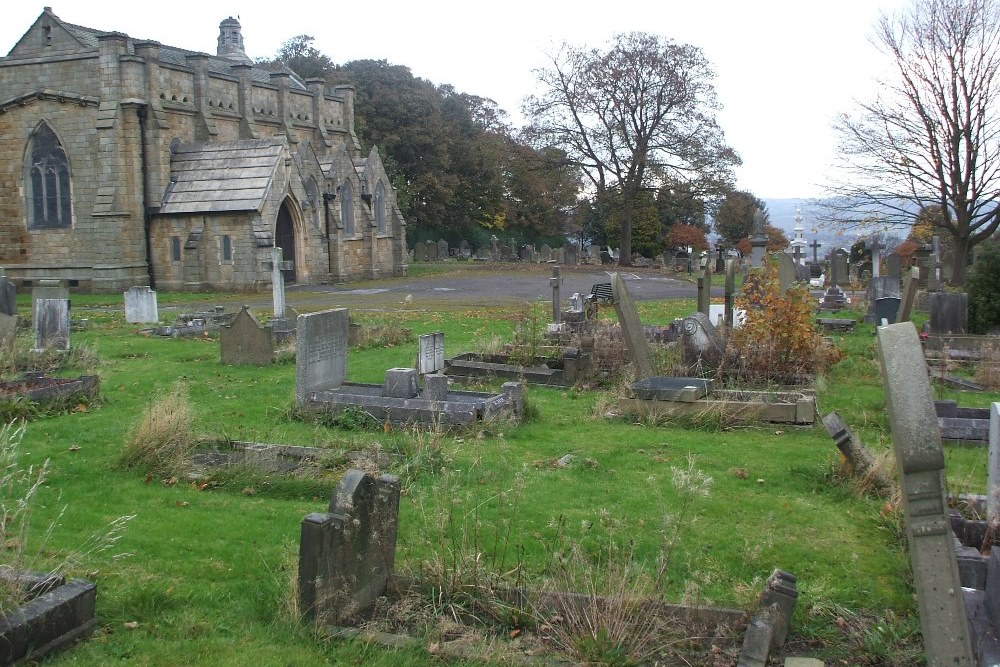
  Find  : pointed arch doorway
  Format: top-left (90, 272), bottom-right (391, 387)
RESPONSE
top-left (275, 201), bottom-right (298, 284)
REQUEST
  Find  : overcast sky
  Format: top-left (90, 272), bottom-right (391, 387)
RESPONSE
top-left (4, 1), bottom-right (911, 199)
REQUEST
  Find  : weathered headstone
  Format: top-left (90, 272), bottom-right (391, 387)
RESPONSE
top-left (809, 239), bottom-right (821, 265)
top-left (271, 247), bottom-right (288, 320)
top-left (869, 237), bottom-right (882, 279)
top-left (295, 308), bottom-right (349, 406)
top-left (749, 208), bottom-right (768, 267)
top-left (775, 253), bottom-right (796, 292)
top-left (437, 239), bottom-right (449, 260)
top-left (550, 266), bottom-right (562, 325)
top-left (539, 244), bottom-right (552, 262)
top-left (830, 250), bottom-right (849, 287)
top-left (610, 273), bottom-right (655, 379)
top-left (298, 469), bottom-right (400, 625)
top-left (221, 307), bottom-right (273, 365)
top-left (724, 259), bottom-right (737, 330)
top-left (863, 276), bottom-right (901, 324)
top-left (31, 280), bottom-right (69, 317)
top-left (886, 253), bottom-right (902, 281)
top-left (876, 322), bottom-right (974, 664)
top-left (681, 312), bottom-right (725, 370)
top-left (897, 267), bottom-right (919, 323)
top-left (490, 236), bottom-right (500, 260)
top-left (33, 298), bottom-right (70, 352)
top-left (697, 256), bottom-right (712, 317)
top-left (928, 235), bottom-right (942, 292)
top-left (124, 286), bottom-right (159, 324)
top-left (384, 368), bottom-right (419, 399)
top-left (0, 277), bottom-right (15, 317)
top-left (928, 292), bottom-right (968, 334)
top-left (989, 403), bottom-right (1000, 525)
top-left (417, 332), bottom-right (445, 375)
top-left (426, 241), bottom-right (439, 261)
top-left (563, 243), bottom-right (579, 266)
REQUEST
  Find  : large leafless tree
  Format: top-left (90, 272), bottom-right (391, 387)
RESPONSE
top-left (522, 32), bottom-right (739, 265)
top-left (830, 0), bottom-right (1000, 285)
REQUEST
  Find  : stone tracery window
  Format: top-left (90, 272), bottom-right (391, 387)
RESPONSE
top-left (26, 122), bottom-right (72, 229)
top-left (340, 180), bottom-right (354, 237)
top-left (375, 181), bottom-right (386, 235)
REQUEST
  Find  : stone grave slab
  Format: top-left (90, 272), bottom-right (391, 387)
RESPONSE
top-left (123, 286), bottom-right (158, 324)
top-left (417, 332), bottom-right (445, 375)
top-left (610, 273), bottom-right (655, 379)
top-left (876, 322), bottom-right (975, 663)
top-left (295, 308), bottom-right (349, 406)
top-left (631, 377), bottom-right (712, 402)
top-left (220, 307), bottom-right (273, 365)
top-left (0, 573), bottom-right (97, 665)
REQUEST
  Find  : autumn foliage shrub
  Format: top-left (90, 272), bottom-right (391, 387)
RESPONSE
top-left (726, 263), bottom-right (842, 385)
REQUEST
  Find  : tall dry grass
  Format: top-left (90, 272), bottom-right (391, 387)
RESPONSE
top-left (118, 384), bottom-right (195, 477)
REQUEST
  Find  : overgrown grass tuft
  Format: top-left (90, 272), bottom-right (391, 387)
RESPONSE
top-left (118, 383), bottom-right (195, 477)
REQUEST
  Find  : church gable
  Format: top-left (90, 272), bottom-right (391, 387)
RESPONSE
top-left (159, 139), bottom-right (285, 214)
top-left (5, 10), bottom-right (95, 60)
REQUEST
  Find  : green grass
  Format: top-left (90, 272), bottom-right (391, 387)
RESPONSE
top-left (2, 293), bottom-right (989, 665)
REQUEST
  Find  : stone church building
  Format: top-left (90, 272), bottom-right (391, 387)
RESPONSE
top-left (0, 8), bottom-right (408, 292)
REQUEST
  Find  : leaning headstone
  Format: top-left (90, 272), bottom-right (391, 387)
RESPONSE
top-left (822, 411), bottom-right (891, 492)
top-left (0, 276), bottom-right (15, 317)
top-left (33, 298), bottom-right (70, 352)
top-left (124, 286), bottom-right (159, 324)
top-left (928, 292), bottom-right (968, 335)
top-left (775, 253), bottom-right (797, 293)
top-left (737, 570), bottom-right (798, 667)
top-left (681, 312), bottom-right (725, 370)
top-left (610, 273), bottom-right (655, 379)
top-left (298, 469), bottom-right (400, 625)
top-left (417, 332), bottom-right (445, 375)
top-left (221, 307), bottom-right (273, 365)
top-left (295, 308), bottom-right (349, 406)
top-left (896, 267), bottom-right (919, 323)
top-left (989, 403), bottom-right (1000, 525)
top-left (876, 322), bottom-right (974, 664)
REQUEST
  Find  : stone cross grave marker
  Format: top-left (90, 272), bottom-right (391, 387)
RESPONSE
top-left (417, 332), bottom-right (445, 375)
top-left (697, 255), bottom-right (712, 317)
top-left (876, 322), bottom-right (974, 664)
top-left (897, 267), bottom-right (919, 323)
top-left (610, 273), bottom-right (655, 379)
top-left (295, 308), bottom-right (349, 406)
top-left (124, 286), bottom-right (158, 324)
top-left (33, 298), bottom-right (70, 352)
top-left (989, 403), bottom-right (1000, 526)
top-left (928, 292), bottom-right (968, 335)
top-left (299, 469), bottom-right (400, 625)
top-left (221, 306), bottom-right (273, 365)
top-left (550, 266), bottom-right (562, 324)
top-left (809, 239), bottom-right (821, 265)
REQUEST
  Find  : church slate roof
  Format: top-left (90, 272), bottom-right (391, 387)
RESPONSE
top-left (159, 139), bottom-right (284, 214)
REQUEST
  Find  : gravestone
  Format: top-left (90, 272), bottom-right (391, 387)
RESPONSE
top-left (897, 267), bottom-right (919, 323)
top-left (697, 257), bottom-right (712, 317)
top-left (831, 250), bottom-right (849, 287)
top-left (31, 280), bottom-right (69, 317)
top-left (928, 292), bottom-right (968, 334)
top-left (221, 307), bottom-right (273, 365)
top-left (271, 247), bottom-right (288, 321)
top-left (600, 250), bottom-right (614, 266)
top-left (550, 267), bottom-right (562, 325)
top-left (426, 241), bottom-right (439, 261)
top-left (413, 241), bottom-right (426, 262)
top-left (417, 332), bottom-right (445, 375)
top-left (0, 277), bottom-right (16, 317)
top-left (33, 298), bottom-right (70, 352)
top-left (990, 403), bottom-right (1000, 525)
top-left (610, 273), bottom-right (655, 379)
top-left (295, 308), bottom-right (349, 406)
top-left (539, 244), bottom-right (551, 262)
top-left (490, 236), bottom-right (500, 260)
top-left (886, 253), bottom-right (902, 281)
top-left (384, 368), bottom-right (418, 399)
top-left (874, 297), bottom-right (901, 325)
top-left (869, 237), bottom-right (882, 279)
top-left (876, 322), bottom-right (975, 664)
top-left (775, 253), bottom-right (797, 292)
top-left (724, 259), bottom-right (737, 330)
top-left (0, 313), bottom-right (15, 355)
top-left (749, 208), bottom-right (768, 267)
top-left (437, 239), bottom-right (449, 260)
top-left (928, 236), bottom-right (942, 292)
top-left (681, 312), bottom-right (725, 370)
top-left (299, 469), bottom-right (400, 625)
top-left (863, 276), bottom-right (901, 324)
top-left (459, 239), bottom-right (469, 255)
top-left (124, 286), bottom-right (158, 324)
top-left (564, 243), bottom-right (579, 265)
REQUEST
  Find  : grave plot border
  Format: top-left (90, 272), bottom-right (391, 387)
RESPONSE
top-left (0, 572), bottom-right (97, 665)
top-left (443, 349), bottom-right (587, 387)
top-left (618, 389), bottom-right (816, 425)
top-left (0, 374), bottom-right (100, 404)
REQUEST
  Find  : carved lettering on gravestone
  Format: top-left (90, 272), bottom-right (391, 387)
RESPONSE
top-left (221, 307), bottom-right (273, 365)
top-left (298, 470), bottom-right (400, 625)
top-left (417, 332), bottom-right (445, 375)
top-left (876, 322), bottom-right (974, 665)
top-left (124, 286), bottom-right (159, 324)
top-left (295, 308), bottom-right (349, 405)
top-left (33, 298), bottom-right (70, 352)
top-left (610, 273), bottom-right (655, 379)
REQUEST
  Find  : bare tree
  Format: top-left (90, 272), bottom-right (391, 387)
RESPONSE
top-left (829, 0), bottom-right (1000, 285)
top-left (522, 32), bottom-right (739, 266)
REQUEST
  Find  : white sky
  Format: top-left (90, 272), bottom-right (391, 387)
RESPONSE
top-left (3, 1), bottom-right (911, 199)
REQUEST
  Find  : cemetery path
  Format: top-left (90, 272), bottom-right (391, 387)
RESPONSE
top-left (157, 264), bottom-right (717, 314)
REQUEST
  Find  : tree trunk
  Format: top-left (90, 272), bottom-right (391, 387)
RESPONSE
top-left (949, 235), bottom-right (970, 287)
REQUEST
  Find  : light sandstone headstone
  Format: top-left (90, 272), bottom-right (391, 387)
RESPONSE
top-left (220, 306), bottom-right (273, 365)
top-left (33, 298), bottom-right (70, 352)
top-left (124, 286), bottom-right (159, 324)
top-left (610, 273), bottom-right (655, 379)
top-left (295, 308), bottom-right (349, 406)
top-left (876, 322), bottom-right (974, 665)
top-left (298, 470), bottom-right (400, 625)
top-left (417, 332), bottom-right (445, 375)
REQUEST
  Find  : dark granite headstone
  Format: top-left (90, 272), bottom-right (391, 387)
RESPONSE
top-left (928, 292), bottom-right (968, 334)
top-left (874, 297), bottom-right (901, 325)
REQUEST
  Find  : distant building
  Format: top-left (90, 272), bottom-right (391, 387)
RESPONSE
top-left (0, 9), bottom-right (407, 292)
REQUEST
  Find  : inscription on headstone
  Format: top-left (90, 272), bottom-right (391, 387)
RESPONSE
top-left (295, 308), bottom-right (349, 405)
top-left (417, 332), bottom-right (445, 375)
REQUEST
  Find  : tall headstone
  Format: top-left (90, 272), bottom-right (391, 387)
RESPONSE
top-left (417, 331), bottom-right (445, 375)
top-left (928, 292), bottom-right (968, 334)
top-left (928, 235), bottom-right (942, 292)
top-left (0, 277), bottom-right (15, 317)
top-left (697, 256), bottom-right (712, 317)
top-left (831, 250), bottom-right (849, 287)
top-left (221, 306), bottom-right (273, 365)
top-left (271, 247), bottom-right (287, 320)
top-left (299, 470), bottom-right (400, 625)
top-left (33, 298), bottom-right (70, 352)
top-left (724, 259), bottom-right (737, 330)
top-left (295, 308), bottom-right (349, 406)
top-left (876, 322), bottom-right (974, 665)
top-left (775, 253), bottom-right (797, 293)
top-left (989, 403), bottom-right (1000, 525)
top-left (437, 239), bottom-right (449, 260)
top-left (610, 273), bottom-right (655, 379)
top-left (869, 237), bottom-right (882, 279)
top-left (550, 266), bottom-right (562, 324)
top-left (897, 267), bottom-right (919, 323)
top-left (31, 280), bottom-right (69, 317)
top-left (124, 286), bottom-right (159, 324)
top-left (885, 253), bottom-right (902, 281)
top-left (749, 208), bottom-right (768, 268)
top-left (490, 235), bottom-right (500, 261)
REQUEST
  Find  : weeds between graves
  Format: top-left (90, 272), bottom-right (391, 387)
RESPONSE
top-left (117, 383), bottom-right (195, 477)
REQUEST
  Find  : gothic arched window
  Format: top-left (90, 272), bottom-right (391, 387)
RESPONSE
top-left (340, 180), bottom-right (355, 237)
top-left (374, 181), bottom-right (386, 235)
top-left (26, 122), bottom-right (72, 229)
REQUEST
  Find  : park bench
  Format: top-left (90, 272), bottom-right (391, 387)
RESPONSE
top-left (587, 282), bottom-right (613, 304)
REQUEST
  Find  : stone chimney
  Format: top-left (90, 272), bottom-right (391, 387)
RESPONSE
top-left (217, 17), bottom-right (251, 63)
